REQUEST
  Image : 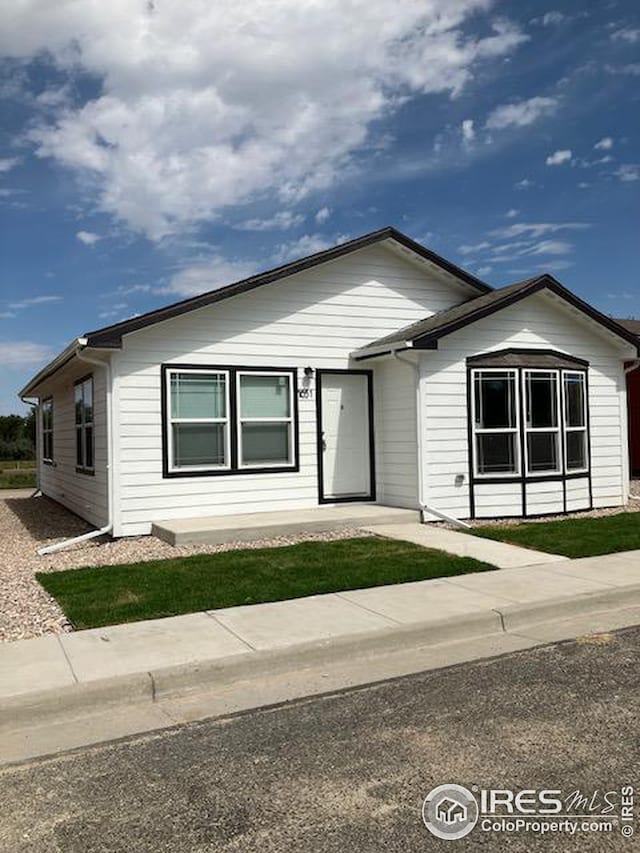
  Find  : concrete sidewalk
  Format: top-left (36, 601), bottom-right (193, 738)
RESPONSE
top-left (1, 550), bottom-right (638, 712)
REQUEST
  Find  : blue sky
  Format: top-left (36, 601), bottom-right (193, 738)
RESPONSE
top-left (0, 0), bottom-right (638, 414)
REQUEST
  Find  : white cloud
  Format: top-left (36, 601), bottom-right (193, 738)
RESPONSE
top-left (605, 63), bottom-right (640, 76)
top-left (0, 157), bottom-right (20, 173)
top-left (476, 265), bottom-right (492, 276)
top-left (0, 341), bottom-right (55, 367)
top-left (8, 295), bottom-right (63, 309)
top-left (315, 206), bottom-right (331, 225)
top-left (0, 312), bottom-right (16, 319)
top-left (491, 222), bottom-right (590, 239)
top-left (485, 96), bottom-right (558, 130)
top-left (458, 241), bottom-right (491, 255)
top-left (611, 27), bottom-right (640, 43)
top-left (274, 233), bottom-right (349, 262)
top-left (545, 148), bottom-right (572, 166)
top-left (594, 137), bottom-right (613, 150)
top-left (514, 178), bottom-right (534, 190)
top-left (526, 239), bottom-right (573, 255)
top-left (461, 118), bottom-right (475, 143)
top-left (531, 11), bottom-right (565, 27)
top-left (615, 164), bottom-right (640, 182)
top-left (76, 230), bottom-right (101, 245)
top-left (505, 208), bottom-right (518, 218)
top-left (234, 210), bottom-right (304, 231)
top-left (159, 256), bottom-right (258, 297)
top-left (0, 2), bottom-right (527, 239)
top-left (116, 283), bottom-right (152, 295)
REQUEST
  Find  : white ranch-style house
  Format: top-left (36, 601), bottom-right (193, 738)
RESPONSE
top-left (20, 227), bottom-right (639, 540)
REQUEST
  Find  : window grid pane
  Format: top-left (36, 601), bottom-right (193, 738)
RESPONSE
top-left (171, 372), bottom-right (226, 420)
top-left (239, 374), bottom-right (291, 418)
top-left (241, 423), bottom-right (291, 465)
top-left (172, 423), bottom-right (226, 468)
top-left (564, 373), bottom-right (586, 428)
top-left (476, 433), bottom-right (518, 474)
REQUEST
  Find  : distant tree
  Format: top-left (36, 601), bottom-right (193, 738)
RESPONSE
top-left (0, 413), bottom-right (36, 460)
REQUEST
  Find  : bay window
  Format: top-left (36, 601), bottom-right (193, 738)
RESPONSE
top-left (471, 366), bottom-right (589, 479)
top-left (163, 365), bottom-right (298, 476)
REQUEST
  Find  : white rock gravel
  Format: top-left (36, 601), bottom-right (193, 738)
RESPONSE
top-left (0, 494), bottom-right (364, 644)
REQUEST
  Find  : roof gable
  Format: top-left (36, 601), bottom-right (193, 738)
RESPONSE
top-left (83, 227), bottom-right (491, 348)
top-left (356, 275), bottom-right (640, 356)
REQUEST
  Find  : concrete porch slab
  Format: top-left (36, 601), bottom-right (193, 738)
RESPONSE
top-left (152, 504), bottom-right (420, 546)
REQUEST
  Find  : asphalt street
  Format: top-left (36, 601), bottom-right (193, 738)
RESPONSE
top-left (1, 626), bottom-right (639, 852)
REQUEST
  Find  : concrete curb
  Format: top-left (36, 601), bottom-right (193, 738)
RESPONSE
top-left (3, 583), bottom-right (640, 731)
top-left (497, 584), bottom-right (640, 631)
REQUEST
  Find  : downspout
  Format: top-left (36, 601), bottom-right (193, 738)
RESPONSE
top-left (37, 341), bottom-right (114, 555)
top-left (392, 348), bottom-right (471, 529)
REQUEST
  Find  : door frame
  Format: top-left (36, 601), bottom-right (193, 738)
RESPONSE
top-left (316, 368), bottom-right (376, 504)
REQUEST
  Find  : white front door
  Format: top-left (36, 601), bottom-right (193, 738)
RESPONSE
top-left (320, 372), bottom-right (373, 501)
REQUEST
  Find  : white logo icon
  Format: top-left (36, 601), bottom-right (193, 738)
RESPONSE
top-left (422, 784), bottom-right (479, 840)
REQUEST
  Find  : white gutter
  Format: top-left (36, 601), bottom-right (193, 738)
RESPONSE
top-left (391, 348), bottom-right (470, 529)
top-left (37, 342), bottom-right (115, 555)
top-left (625, 359), bottom-right (640, 375)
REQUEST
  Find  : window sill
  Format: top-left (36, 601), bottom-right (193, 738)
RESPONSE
top-left (76, 467), bottom-right (95, 476)
top-left (163, 463), bottom-right (299, 479)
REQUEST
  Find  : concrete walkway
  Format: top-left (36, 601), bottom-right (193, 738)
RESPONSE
top-left (363, 522), bottom-right (567, 569)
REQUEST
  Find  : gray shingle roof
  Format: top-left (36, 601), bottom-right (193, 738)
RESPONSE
top-left (615, 318), bottom-right (640, 337)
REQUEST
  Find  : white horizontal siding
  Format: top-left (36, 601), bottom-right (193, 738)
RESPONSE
top-left (474, 482), bottom-right (522, 518)
top-left (374, 358), bottom-right (419, 508)
top-left (113, 244), bottom-right (467, 534)
top-left (38, 364), bottom-right (108, 528)
top-left (420, 291), bottom-right (631, 520)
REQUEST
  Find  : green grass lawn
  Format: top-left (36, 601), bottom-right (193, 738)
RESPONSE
top-left (37, 536), bottom-right (494, 630)
top-left (0, 469), bottom-right (36, 489)
top-left (473, 512), bottom-right (640, 558)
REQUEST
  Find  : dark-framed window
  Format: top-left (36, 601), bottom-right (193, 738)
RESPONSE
top-left (471, 366), bottom-right (588, 478)
top-left (41, 397), bottom-right (54, 464)
top-left (472, 369), bottom-right (520, 476)
top-left (162, 364), bottom-right (298, 477)
top-left (75, 375), bottom-right (94, 474)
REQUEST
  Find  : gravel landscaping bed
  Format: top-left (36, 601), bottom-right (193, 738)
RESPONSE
top-left (461, 500), bottom-right (640, 528)
top-left (0, 494), bottom-right (363, 643)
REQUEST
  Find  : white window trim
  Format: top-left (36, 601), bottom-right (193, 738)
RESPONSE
top-left (42, 397), bottom-right (53, 463)
top-left (471, 368), bottom-right (521, 478)
top-left (562, 370), bottom-right (589, 474)
top-left (166, 368), bottom-right (231, 473)
top-left (236, 370), bottom-right (295, 469)
top-left (523, 369), bottom-right (562, 477)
